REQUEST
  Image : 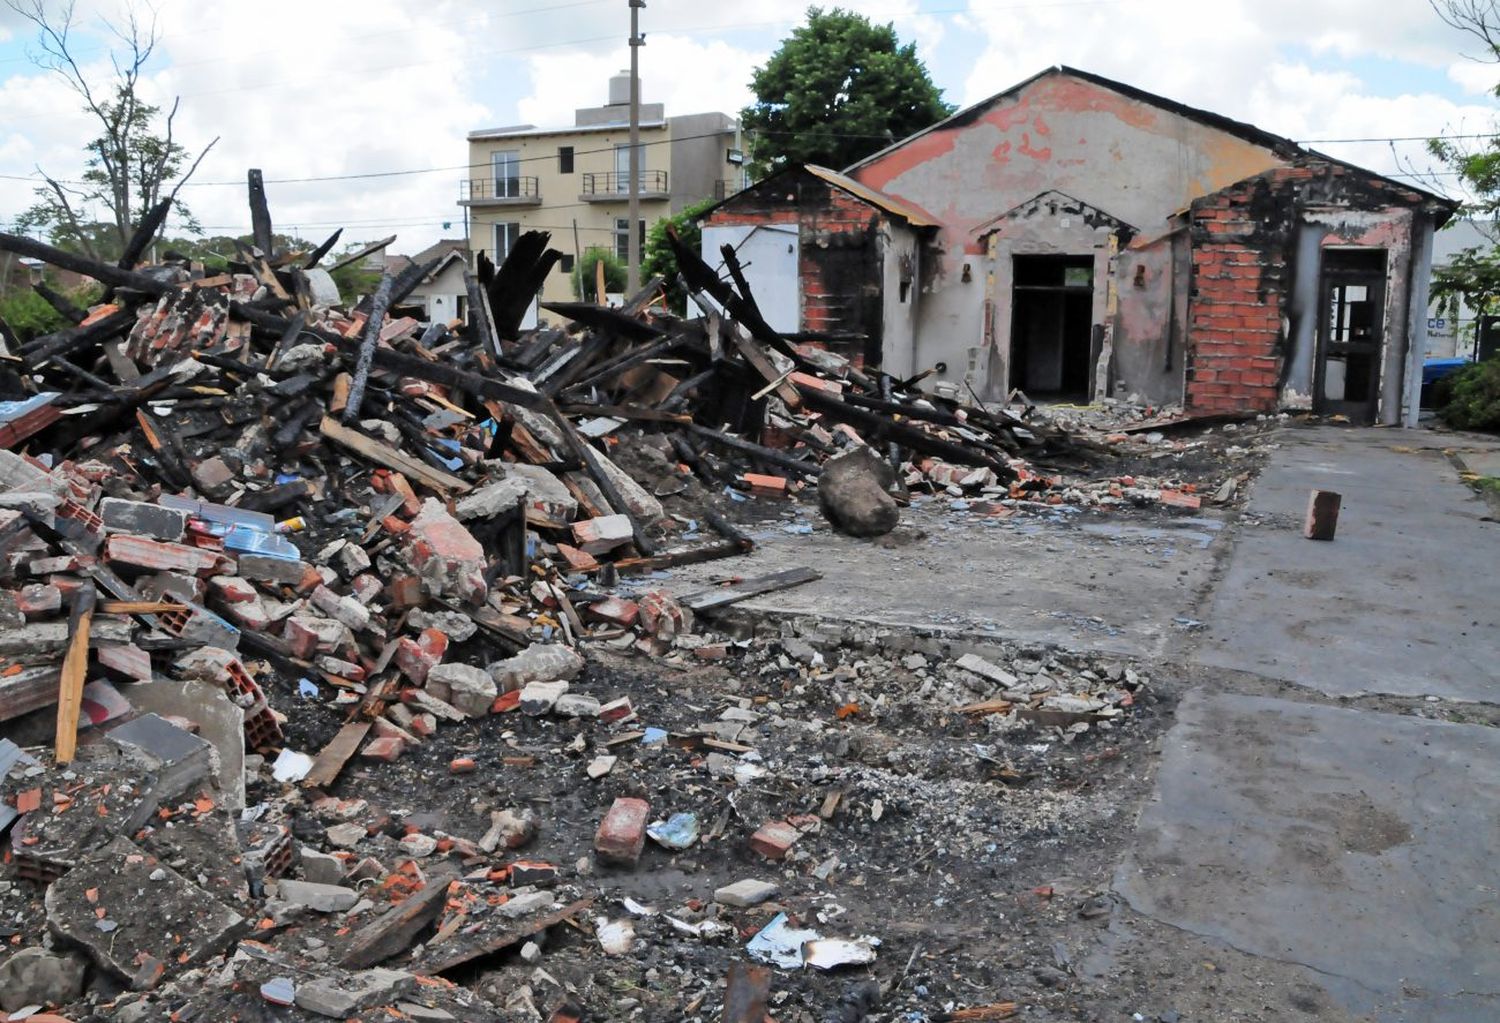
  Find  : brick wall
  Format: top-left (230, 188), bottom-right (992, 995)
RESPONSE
top-left (1183, 177), bottom-right (1293, 413)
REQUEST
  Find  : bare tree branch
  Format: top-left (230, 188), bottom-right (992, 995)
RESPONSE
top-left (1430, 0), bottom-right (1500, 62)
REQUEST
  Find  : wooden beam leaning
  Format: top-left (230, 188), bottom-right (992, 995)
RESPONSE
top-left (55, 583), bottom-right (96, 764)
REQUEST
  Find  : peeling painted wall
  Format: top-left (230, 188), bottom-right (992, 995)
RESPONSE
top-left (850, 70), bottom-right (1290, 396)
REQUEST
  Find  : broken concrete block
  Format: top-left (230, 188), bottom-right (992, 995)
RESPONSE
top-left (818, 445), bottom-right (899, 537)
top-left (553, 693), bottom-right (601, 718)
top-left (300, 847), bottom-right (345, 885)
top-left (44, 836), bottom-right (245, 987)
top-left (595, 797), bottom-right (650, 866)
top-left (425, 662), bottom-right (497, 718)
top-left (16, 582), bottom-right (61, 617)
top-left (310, 585), bottom-right (371, 631)
top-left (570, 513), bottom-right (633, 554)
top-left (283, 614), bottom-right (350, 658)
top-left (278, 879), bottom-right (359, 913)
top-left (520, 680), bottom-right (568, 716)
top-left (100, 498), bottom-right (188, 541)
top-left (407, 608), bottom-right (477, 642)
top-left (238, 553), bottom-right (310, 586)
top-left (498, 889), bottom-right (553, 918)
top-left (106, 712), bottom-right (215, 806)
top-left (487, 643), bottom-right (583, 692)
top-left (955, 652), bottom-right (1019, 689)
top-left (479, 808), bottom-right (539, 853)
top-left (714, 878), bottom-right (779, 908)
top-left (124, 678), bottom-right (246, 811)
top-left (454, 477), bottom-right (529, 521)
top-left (404, 499), bottom-right (486, 604)
top-left (294, 967), bottom-right (414, 1018)
top-left (0, 946), bottom-right (88, 1012)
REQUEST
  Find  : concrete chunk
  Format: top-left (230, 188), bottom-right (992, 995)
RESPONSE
top-left (278, 879), bottom-right (359, 913)
top-left (294, 967), bottom-right (414, 1018)
top-left (99, 497), bottom-right (188, 541)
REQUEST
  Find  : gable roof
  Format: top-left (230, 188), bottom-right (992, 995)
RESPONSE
top-left (699, 163), bottom-right (939, 228)
top-left (844, 66), bottom-right (1457, 213)
top-left (973, 189), bottom-right (1135, 240)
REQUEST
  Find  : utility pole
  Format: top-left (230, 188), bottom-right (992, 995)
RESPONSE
top-left (626, 0), bottom-right (645, 295)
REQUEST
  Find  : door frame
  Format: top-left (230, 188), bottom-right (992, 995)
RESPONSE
top-left (1313, 248), bottom-right (1387, 423)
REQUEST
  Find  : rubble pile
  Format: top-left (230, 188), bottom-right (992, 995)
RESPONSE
top-left (0, 182), bottom-right (1178, 1021)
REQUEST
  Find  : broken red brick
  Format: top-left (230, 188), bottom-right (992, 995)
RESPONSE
top-left (749, 820), bottom-right (801, 860)
top-left (554, 543), bottom-right (599, 573)
top-left (449, 757), bottom-right (477, 774)
top-left (361, 736), bottom-right (405, 762)
top-left (741, 472), bottom-right (788, 496)
top-left (394, 628), bottom-right (448, 685)
top-left (586, 596), bottom-right (639, 628)
top-left (1159, 489), bottom-right (1202, 510)
top-left (594, 797), bottom-right (650, 866)
top-left (598, 696), bottom-right (635, 724)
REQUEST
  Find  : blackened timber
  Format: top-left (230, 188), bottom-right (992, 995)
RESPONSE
top-left (33, 283), bottom-right (86, 324)
top-left (0, 232), bottom-right (170, 296)
top-left (544, 398), bottom-right (657, 556)
top-left (329, 338), bottom-right (546, 410)
top-left (302, 228), bottom-right (343, 270)
top-left (463, 270), bottom-right (499, 358)
top-left (489, 231), bottom-right (561, 339)
top-left (327, 235), bottom-right (397, 274)
top-left (797, 386), bottom-right (1017, 480)
top-left (117, 199), bottom-right (173, 271)
top-left (267, 310), bottom-right (309, 370)
top-left (685, 423), bottom-right (821, 478)
top-left (342, 270), bottom-right (395, 424)
top-left (238, 479), bottom-right (313, 513)
top-left (540, 301), bottom-right (664, 342)
top-left (247, 169), bottom-right (274, 256)
top-left (563, 333), bottom-right (682, 394)
top-left (385, 256), bottom-right (442, 309)
top-left (22, 308), bottom-right (137, 366)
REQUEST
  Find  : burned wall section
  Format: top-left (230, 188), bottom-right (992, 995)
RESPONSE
top-left (1184, 161), bottom-right (1437, 416)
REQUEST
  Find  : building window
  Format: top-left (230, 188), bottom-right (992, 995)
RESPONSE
top-left (614, 218), bottom-right (645, 262)
top-left (614, 143), bottom-right (645, 192)
top-left (559, 254), bottom-right (575, 273)
top-left (494, 222), bottom-right (519, 261)
top-left (558, 146), bottom-right (574, 174)
top-left (491, 150), bottom-right (520, 198)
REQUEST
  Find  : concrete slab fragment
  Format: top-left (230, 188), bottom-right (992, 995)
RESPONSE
top-left (1117, 691), bottom-right (1500, 1022)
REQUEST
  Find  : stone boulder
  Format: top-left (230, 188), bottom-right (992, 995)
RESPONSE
top-left (0, 947), bottom-right (87, 1012)
top-left (817, 446), bottom-right (899, 537)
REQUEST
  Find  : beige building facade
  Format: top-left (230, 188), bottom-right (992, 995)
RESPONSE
top-left (462, 73), bottom-right (744, 305)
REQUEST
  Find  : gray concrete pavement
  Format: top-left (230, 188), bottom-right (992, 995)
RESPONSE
top-left (1117, 691), bottom-right (1500, 1022)
top-left (661, 502), bottom-right (1227, 657)
top-left (1193, 426), bottom-right (1500, 702)
top-left (1118, 424), bottom-right (1500, 1022)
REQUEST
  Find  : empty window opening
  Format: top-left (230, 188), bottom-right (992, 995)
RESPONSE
top-left (1010, 254), bottom-right (1095, 399)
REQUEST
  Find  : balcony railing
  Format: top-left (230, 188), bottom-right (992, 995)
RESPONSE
top-left (459, 177), bottom-right (541, 205)
top-left (580, 170), bottom-right (669, 200)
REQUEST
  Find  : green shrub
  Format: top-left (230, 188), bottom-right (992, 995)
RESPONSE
top-left (571, 246), bottom-right (627, 302)
top-left (1439, 356), bottom-right (1500, 432)
top-left (643, 198), bottom-right (717, 314)
top-left (0, 289), bottom-right (69, 342)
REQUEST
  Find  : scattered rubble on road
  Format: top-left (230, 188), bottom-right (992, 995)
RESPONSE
top-left (0, 179), bottom-right (1246, 1021)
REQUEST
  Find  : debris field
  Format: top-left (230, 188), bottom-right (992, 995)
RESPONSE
top-left (0, 178), bottom-right (1273, 1022)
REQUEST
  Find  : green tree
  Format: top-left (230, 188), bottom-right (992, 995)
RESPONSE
top-left (571, 246), bottom-right (627, 302)
top-left (0, 278), bottom-right (102, 343)
top-left (643, 198), bottom-right (717, 313)
top-left (740, 7), bottom-right (953, 176)
top-left (7, 0), bottom-right (217, 262)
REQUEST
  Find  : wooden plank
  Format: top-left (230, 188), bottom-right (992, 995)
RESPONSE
top-left (677, 567), bottom-right (821, 612)
top-left (342, 876), bottom-right (453, 968)
top-left (721, 962), bottom-right (771, 1023)
top-left (731, 327), bottom-right (801, 410)
top-left (418, 897), bottom-right (593, 975)
top-left (98, 600), bottom-right (188, 615)
top-left (327, 235), bottom-right (397, 274)
top-left (319, 416), bottom-right (471, 495)
top-left (303, 720), bottom-right (372, 790)
top-left (55, 584), bottom-right (96, 764)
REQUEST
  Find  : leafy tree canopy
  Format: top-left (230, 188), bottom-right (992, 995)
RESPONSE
top-left (572, 246), bottom-right (627, 303)
top-left (643, 198), bottom-right (717, 314)
top-left (740, 7), bottom-right (953, 176)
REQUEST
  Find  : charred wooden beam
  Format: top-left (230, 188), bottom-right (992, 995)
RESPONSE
top-left (248, 169), bottom-right (274, 257)
top-left (302, 228), bottom-right (343, 270)
top-left (685, 422), bottom-right (821, 478)
top-left (343, 270), bottom-right (395, 425)
top-left (32, 283), bottom-right (86, 324)
top-left (117, 198), bottom-right (173, 271)
top-left (0, 232), bottom-right (170, 296)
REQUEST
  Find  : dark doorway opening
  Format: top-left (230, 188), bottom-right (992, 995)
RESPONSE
top-left (1011, 254), bottom-right (1095, 399)
top-left (1314, 248), bottom-right (1386, 424)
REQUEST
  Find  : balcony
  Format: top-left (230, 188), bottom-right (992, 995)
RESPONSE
top-left (579, 170), bottom-right (669, 202)
top-left (459, 177), bottom-right (541, 207)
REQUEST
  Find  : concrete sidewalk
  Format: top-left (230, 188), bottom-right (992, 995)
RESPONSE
top-left (1118, 424), bottom-right (1500, 1022)
top-left (1193, 426), bottom-right (1500, 702)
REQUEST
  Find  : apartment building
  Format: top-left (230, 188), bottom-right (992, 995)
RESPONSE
top-left (461, 73), bottom-right (744, 304)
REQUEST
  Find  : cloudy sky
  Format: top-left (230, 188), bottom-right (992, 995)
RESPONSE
top-left (1, 0), bottom-right (1496, 254)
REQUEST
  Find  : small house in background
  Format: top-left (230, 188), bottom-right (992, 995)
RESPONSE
top-left (710, 66), bottom-right (1456, 425)
top-left (699, 165), bottom-right (936, 369)
top-left (399, 239), bottom-right (470, 324)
